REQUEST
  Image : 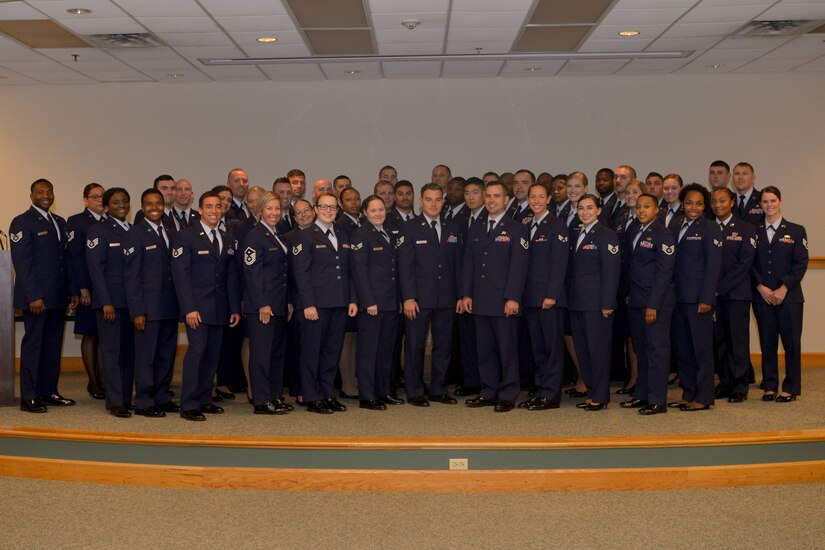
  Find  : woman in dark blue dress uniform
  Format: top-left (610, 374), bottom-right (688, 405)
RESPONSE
top-left (66, 183), bottom-right (106, 399)
top-left (751, 186), bottom-right (808, 402)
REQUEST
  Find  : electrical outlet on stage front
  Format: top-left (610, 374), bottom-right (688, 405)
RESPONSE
top-left (449, 458), bottom-right (469, 471)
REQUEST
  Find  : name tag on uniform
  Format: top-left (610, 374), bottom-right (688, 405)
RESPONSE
top-left (316, 244), bottom-right (327, 249)
top-left (373, 246), bottom-right (384, 251)
top-left (269, 247), bottom-right (279, 252)
top-left (145, 244), bottom-right (157, 250)
top-left (416, 240), bottom-right (428, 245)
top-left (109, 242), bottom-right (121, 247)
top-left (37, 230), bottom-right (48, 236)
top-left (197, 250), bottom-right (209, 255)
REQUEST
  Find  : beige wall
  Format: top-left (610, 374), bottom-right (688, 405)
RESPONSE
top-left (1, 72), bottom-right (823, 353)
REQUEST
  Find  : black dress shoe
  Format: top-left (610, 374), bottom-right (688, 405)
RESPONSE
top-left (339, 391), bottom-right (359, 399)
top-left (517, 397), bottom-right (535, 409)
top-left (211, 394), bottom-right (223, 402)
top-left (620, 398), bottom-right (648, 409)
top-left (616, 385), bottom-right (635, 395)
top-left (567, 389), bottom-right (587, 398)
top-left (575, 402), bottom-right (591, 409)
top-left (465, 396), bottom-right (496, 408)
top-left (728, 392), bottom-right (747, 403)
top-left (762, 392), bottom-right (776, 402)
top-left (20, 399), bottom-right (47, 413)
top-left (428, 394), bottom-right (457, 405)
top-left (201, 403), bottom-right (225, 414)
top-left (526, 389), bottom-right (537, 398)
top-left (134, 407), bottom-right (165, 418)
top-left (494, 400), bottom-right (514, 412)
top-left (254, 402), bottom-right (288, 415)
top-left (325, 397), bottom-right (347, 412)
top-left (158, 401), bottom-right (180, 413)
top-left (638, 403), bottom-right (667, 415)
top-left (124, 403), bottom-right (135, 411)
top-left (454, 385), bottom-right (481, 396)
top-left (584, 402), bottom-right (607, 411)
top-left (273, 398), bottom-right (294, 411)
top-left (87, 383), bottom-right (105, 400)
top-left (215, 388), bottom-right (236, 400)
top-left (379, 395), bottom-right (404, 405)
top-left (180, 409), bottom-right (206, 421)
top-left (775, 394), bottom-right (797, 403)
top-left (715, 387), bottom-right (732, 399)
top-left (40, 394), bottom-right (75, 406)
top-left (110, 405), bottom-right (132, 418)
top-left (307, 400), bottom-right (334, 414)
top-left (359, 399), bottom-right (387, 411)
top-left (667, 401), bottom-right (688, 409)
top-left (527, 397), bottom-right (560, 411)
top-left (680, 404), bottom-right (710, 411)
top-left (409, 396), bottom-right (430, 407)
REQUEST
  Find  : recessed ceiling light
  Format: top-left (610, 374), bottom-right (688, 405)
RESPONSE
top-left (344, 70), bottom-right (361, 75)
top-left (618, 31), bottom-right (640, 37)
top-left (256, 37), bottom-right (278, 43)
top-left (707, 64), bottom-right (725, 69)
top-left (524, 67), bottom-right (542, 72)
top-left (66, 8), bottom-right (92, 15)
top-left (167, 73), bottom-right (184, 78)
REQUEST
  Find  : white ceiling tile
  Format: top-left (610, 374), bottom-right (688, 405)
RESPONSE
top-left (110, 0), bottom-right (208, 18)
top-left (760, 3), bottom-right (825, 20)
top-left (578, 38), bottom-right (654, 52)
top-left (760, 36), bottom-right (825, 59)
top-left (175, 46), bottom-right (245, 59)
top-left (442, 59), bottom-right (504, 77)
top-left (375, 28), bottom-right (446, 44)
top-left (29, 0), bottom-right (128, 19)
top-left (587, 23), bottom-right (669, 40)
top-left (679, 5), bottom-right (771, 23)
top-left (57, 17), bottom-right (146, 34)
top-left (381, 60), bottom-right (441, 78)
top-left (24, 70), bottom-right (92, 81)
top-left (0, 35), bottom-right (28, 50)
top-left (144, 70), bottom-right (210, 81)
top-left (136, 17), bottom-right (219, 33)
top-left (792, 55), bottom-right (825, 72)
top-left (82, 69), bottom-right (152, 81)
top-left (369, 0), bottom-right (449, 14)
top-left (0, 49), bottom-right (47, 62)
top-left (216, 15), bottom-right (297, 32)
top-left (108, 47), bottom-right (185, 61)
top-left (618, 57), bottom-right (694, 73)
top-left (239, 43), bottom-right (312, 57)
top-left (0, 70), bottom-right (36, 83)
top-left (664, 21), bottom-right (745, 37)
top-left (716, 36), bottom-right (794, 49)
top-left (444, 41), bottom-right (512, 54)
top-left (613, 0), bottom-right (696, 7)
top-left (321, 62), bottom-right (383, 79)
top-left (559, 58), bottom-right (629, 74)
top-left (36, 47), bottom-right (114, 61)
top-left (499, 59), bottom-right (565, 75)
top-left (601, 7), bottom-right (692, 25)
top-left (371, 12), bottom-right (447, 30)
top-left (450, 11), bottom-right (527, 28)
top-left (735, 57), bottom-right (808, 72)
top-left (156, 32), bottom-right (233, 47)
top-left (118, 58), bottom-right (193, 71)
top-left (377, 42), bottom-right (444, 55)
top-left (447, 26), bottom-right (519, 42)
top-left (694, 0), bottom-right (774, 6)
top-left (198, 65), bottom-right (268, 80)
top-left (648, 36), bottom-right (725, 51)
top-left (451, 0), bottom-right (534, 11)
top-left (258, 63), bottom-right (325, 80)
top-left (228, 30), bottom-right (304, 46)
top-left (0, 2), bottom-right (49, 19)
top-left (199, 0), bottom-right (288, 17)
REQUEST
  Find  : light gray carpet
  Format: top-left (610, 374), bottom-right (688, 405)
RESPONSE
top-left (1, 477), bottom-right (823, 549)
top-left (2, 370), bottom-right (824, 438)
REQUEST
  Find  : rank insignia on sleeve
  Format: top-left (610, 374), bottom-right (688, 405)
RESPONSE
top-left (87, 237), bottom-right (99, 249)
top-left (558, 234), bottom-right (568, 242)
top-left (244, 247), bottom-right (256, 266)
top-left (352, 242), bottom-right (363, 251)
top-left (397, 236), bottom-right (405, 246)
top-left (714, 239), bottom-right (722, 247)
top-left (803, 238), bottom-right (808, 250)
top-left (292, 244), bottom-right (303, 255)
top-left (67, 230), bottom-right (74, 242)
top-left (123, 246), bottom-right (134, 256)
top-left (608, 244), bottom-right (619, 254)
top-left (10, 231), bottom-right (22, 243)
top-left (662, 244), bottom-right (675, 255)
top-left (750, 237), bottom-right (757, 249)
top-left (520, 237), bottom-right (529, 250)
top-left (172, 247), bottom-right (183, 258)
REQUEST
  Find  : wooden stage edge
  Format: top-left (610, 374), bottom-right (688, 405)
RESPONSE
top-left (23, 351), bottom-right (825, 373)
top-left (0, 455), bottom-right (823, 493)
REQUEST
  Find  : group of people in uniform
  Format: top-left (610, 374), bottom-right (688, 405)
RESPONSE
top-left (7, 160), bottom-right (808, 420)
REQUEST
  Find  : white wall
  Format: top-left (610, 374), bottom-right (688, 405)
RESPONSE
top-left (1, 72), bottom-right (823, 352)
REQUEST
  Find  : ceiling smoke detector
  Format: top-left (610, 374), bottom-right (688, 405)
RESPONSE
top-left (84, 33), bottom-right (164, 49)
top-left (401, 19), bottom-right (421, 30)
top-left (736, 20), bottom-right (825, 37)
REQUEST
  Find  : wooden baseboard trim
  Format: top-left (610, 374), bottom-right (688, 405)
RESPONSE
top-left (1, 455), bottom-right (822, 493)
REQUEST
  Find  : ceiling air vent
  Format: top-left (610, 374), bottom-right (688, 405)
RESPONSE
top-left (736, 20), bottom-right (825, 37)
top-left (83, 33), bottom-right (164, 49)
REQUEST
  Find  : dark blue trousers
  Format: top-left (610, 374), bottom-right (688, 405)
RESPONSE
top-left (247, 314), bottom-right (287, 405)
top-left (672, 304), bottom-right (715, 406)
top-left (285, 315), bottom-right (301, 396)
top-left (474, 315), bottom-right (520, 404)
top-left (457, 312), bottom-right (480, 388)
top-left (20, 308), bottom-right (65, 401)
top-left (715, 298), bottom-right (751, 395)
top-left (525, 307), bottom-right (565, 404)
top-left (133, 318), bottom-right (177, 410)
top-left (96, 308), bottom-right (135, 409)
top-left (404, 308), bottom-right (455, 398)
top-left (356, 311), bottom-right (398, 401)
top-left (570, 310), bottom-right (613, 405)
top-left (753, 301), bottom-right (803, 395)
top-left (181, 323), bottom-right (223, 411)
top-left (629, 306), bottom-right (673, 406)
top-left (300, 307), bottom-right (346, 402)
